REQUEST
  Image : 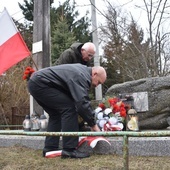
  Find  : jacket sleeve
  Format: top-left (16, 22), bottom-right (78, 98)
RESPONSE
top-left (75, 97), bottom-right (96, 127)
top-left (58, 50), bottom-right (75, 64)
top-left (67, 77), bottom-right (96, 127)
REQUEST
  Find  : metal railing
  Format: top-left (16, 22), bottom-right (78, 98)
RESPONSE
top-left (0, 125), bottom-right (23, 130)
top-left (0, 130), bottom-right (170, 170)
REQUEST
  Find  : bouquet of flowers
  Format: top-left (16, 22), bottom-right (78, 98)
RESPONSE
top-left (23, 66), bottom-right (35, 81)
top-left (94, 97), bottom-right (130, 131)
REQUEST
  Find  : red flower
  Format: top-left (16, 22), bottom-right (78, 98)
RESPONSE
top-left (113, 104), bottom-right (119, 112)
top-left (23, 66), bottom-right (35, 81)
top-left (120, 110), bottom-right (126, 117)
top-left (24, 70), bottom-right (30, 74)
top-left (108, 98), bottom-right (118, 106)
top-left (98, 103), bottom-right (105, 110)
top-left (108, 98), bottom-right (127, 117)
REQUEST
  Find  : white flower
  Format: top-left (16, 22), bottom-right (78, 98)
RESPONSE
top-left (98, 119), bottom-right (107, 128)
top-left (94, 107), bottom-right (102, 114)
top-left (104, 108), bottom-right (112, 115)
top-left (115, 112), bottom-right (121, 117)
top-left (97, 112), bottom-right (104, 119)
top-left (108, 117), bottom-right (118, 125)
top-left (103, 116), bottom-right (109, 121)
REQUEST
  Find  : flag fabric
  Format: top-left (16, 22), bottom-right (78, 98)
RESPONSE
top-left (44, 136), bottom-right (111, 158)
top-left (0, 8), bottom-right (31, 75)
top-left (78, 136), bottom-right (111, 148)
top-left (45, 150), bottom-right (62, 158)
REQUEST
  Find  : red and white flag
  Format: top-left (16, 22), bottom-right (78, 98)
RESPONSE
top-left (78, 136), bottom-right (111, 148)
top-left (44, 136), bottom-right (111, 158)
top-left (0, 8), bottom-right (31, 75)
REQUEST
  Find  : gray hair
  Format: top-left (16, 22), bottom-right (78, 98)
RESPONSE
top-left (82, 42), bottom-right (96, 52)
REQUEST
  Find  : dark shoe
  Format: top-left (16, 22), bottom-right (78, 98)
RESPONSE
top-left (61, 149), bottom-right (90, 159)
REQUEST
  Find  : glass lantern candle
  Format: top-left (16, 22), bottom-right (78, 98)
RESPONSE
top-left (126, 108), bottom-right (139, 131)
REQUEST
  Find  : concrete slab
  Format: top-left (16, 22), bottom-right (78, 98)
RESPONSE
top-left (0, 135), bottom-right (170, 156)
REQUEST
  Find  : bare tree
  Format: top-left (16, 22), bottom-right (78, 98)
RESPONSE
top-left (99, 2), bottom-right (150, 82)
top-left (0, 59), bottom-right (31, 125)
top-left (137, 0), bottom-right (170, 76)
top-left (99, 0), bottom-right (170, 85)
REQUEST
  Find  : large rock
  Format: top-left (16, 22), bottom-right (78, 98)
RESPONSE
top-left (106, 77), bottom-right (170, 130)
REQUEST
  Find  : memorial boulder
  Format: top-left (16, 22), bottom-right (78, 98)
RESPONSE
top-left (106, 77), bottom-right (170, 130)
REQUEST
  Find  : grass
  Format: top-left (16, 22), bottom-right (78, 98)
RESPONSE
top-left (0, 145), bottom-right (170, 170)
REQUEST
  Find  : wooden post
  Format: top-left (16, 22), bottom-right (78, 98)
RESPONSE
top-left (31, 0), bottom-right (51, 116)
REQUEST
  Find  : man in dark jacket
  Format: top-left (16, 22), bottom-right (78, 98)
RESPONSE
top-left (56, 42), bottom-right (96, 131)
top-left (27, 64), bottom-right (107, 159)
top-left (57, 42), bottom-right (96, 66)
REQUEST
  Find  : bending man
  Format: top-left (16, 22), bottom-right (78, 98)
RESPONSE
top-left (27, 63), bottom-right (107, 159)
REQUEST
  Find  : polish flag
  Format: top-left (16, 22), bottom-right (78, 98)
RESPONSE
top-left (0, 8), bottom-right (31, 75)
top-left (44, 136), bottom-right (111, 158)
top-left (78, 136), bottom-right (111, 148)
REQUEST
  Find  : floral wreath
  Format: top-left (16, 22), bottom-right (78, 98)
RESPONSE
top-left (94, 97), bottom-right (130, 131)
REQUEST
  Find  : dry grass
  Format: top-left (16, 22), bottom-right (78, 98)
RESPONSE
top-left (0, 145), bottom-right (170, 170)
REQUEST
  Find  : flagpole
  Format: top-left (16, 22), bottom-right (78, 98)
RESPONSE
top-left (30, 54), bottom-right (39, 71)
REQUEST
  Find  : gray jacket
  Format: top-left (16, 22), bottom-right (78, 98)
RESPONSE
top-left (30, 64), bottom-right (95, 127)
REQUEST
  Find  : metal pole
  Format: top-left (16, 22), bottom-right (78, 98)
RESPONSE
top-left (123, 135), bottom-right (129, 170)
top-left (91, 0), bottom-right (102, 100)
top-left (0, 130), bottom-right (170, 137)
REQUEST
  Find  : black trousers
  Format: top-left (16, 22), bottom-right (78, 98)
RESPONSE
top-left (28, 79), bottom-right (79, 151)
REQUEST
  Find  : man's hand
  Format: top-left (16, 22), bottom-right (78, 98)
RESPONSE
top-left (90, 124), bottom-right (101, 132)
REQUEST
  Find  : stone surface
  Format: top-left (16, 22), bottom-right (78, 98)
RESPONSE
top-left (0, 134), bottom-right (170, 156)
top-left (106, 77), bottom-right (170, 130)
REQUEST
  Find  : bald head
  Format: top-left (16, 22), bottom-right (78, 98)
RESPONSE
top-left (91, 66), bottom-right (107, 87)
